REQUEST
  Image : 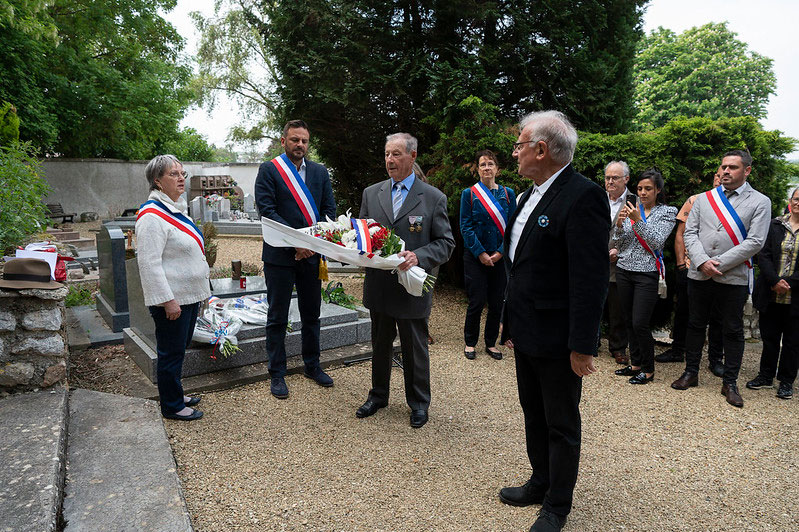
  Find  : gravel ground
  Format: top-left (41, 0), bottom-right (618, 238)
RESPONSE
top-left (161, 240), bottom-right (798, 532)
top-left (68, 235), bottom-right (798, 531)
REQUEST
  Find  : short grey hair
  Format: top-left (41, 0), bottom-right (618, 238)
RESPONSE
top-left (385, 132), bottom-right (418, 154)
top-left (519, 110), bottom-right (578, 165)
top-left (145, 154), bottom-right (182, 191)
top-left (604, 160), bottom-right (630, 177)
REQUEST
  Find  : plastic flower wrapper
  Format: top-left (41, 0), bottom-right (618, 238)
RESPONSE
top-left (192, 303), bottom-right (244, 359)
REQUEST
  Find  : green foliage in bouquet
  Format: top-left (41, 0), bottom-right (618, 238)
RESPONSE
top-left (321, 281), bottom-right (357, 310)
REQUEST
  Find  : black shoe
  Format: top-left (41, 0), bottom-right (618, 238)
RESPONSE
top-left (184, 396), bottom-right (201, 407)
top-left (163, 408), bottom-right (203, 421)
top-left (356, 399), bottom-right (387, 418)
top-left (745, 375), bottom-right (773, 390)
top-left (655, 348), bottom-right (684, 363)
top-left (629, 371), bottom-right (654, 384)
top-left (614, 366), bottom-right (638, 376)
top-left (529, 509), bottom-right (567, 532)
top-left (464, 348), bottom-right (476, 360)
top-left (498, 478), bottom-right (545, 507)
top-left (304, 367), bottom-right (334, 387)
top-left (486, 347), bottom-right (503, 360)
top-left (709, 361), bottom-right (725, 378)
top-left (270, 377), bottom-right (289, 399)
top-left (410, 409), bottom-right (428, 428)
top-left (777, 382), bottom-right (793, 400)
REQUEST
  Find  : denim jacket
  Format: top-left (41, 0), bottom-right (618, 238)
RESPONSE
top-left (460, 185), bottom-right (517, 258)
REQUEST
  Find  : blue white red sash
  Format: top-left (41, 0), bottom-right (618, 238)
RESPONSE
top-left (351, 218), bottom-right (375, 258)
top-left (271, 153), bottom-right (319, 226)
top-left (470, 182), bottom-right (507, 236)
top-left (705, 185), bottom-right (754, 289)
top-left (632, 204), bottom-right (665, 279)
top-left (137, 200), bottom-right (205, 254)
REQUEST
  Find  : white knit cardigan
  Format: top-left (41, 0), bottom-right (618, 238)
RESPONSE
top-left (135, 190), bottom-right (211, 307)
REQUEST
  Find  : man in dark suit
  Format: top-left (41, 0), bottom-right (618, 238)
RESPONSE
top-left (255, 119), bottom-right (336, 399)
top-left (355, 132), bottom-right (455, 428)
top-left (499, 111), bottom-right (610, 532)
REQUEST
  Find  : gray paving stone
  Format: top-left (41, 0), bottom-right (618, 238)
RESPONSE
top-left (63, 389), bottom-right (192, 532)
top-left (0, 388), bottom-right (68, 532)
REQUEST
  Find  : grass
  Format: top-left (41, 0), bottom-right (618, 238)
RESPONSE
top-left (65, 285), bottom-right (95, 307)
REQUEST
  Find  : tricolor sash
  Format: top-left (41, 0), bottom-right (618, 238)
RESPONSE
top-left (632, 204), bottom-right (665, 279)
top-left (137, 200), bottom-right (205, 254)
top-left (351, 218), bottom-right (375, 258)
top-left (704, 185), bottom-right (754, 290)
top-left (271, 153), bottom-right (319, 226)
top-left (470, 182), bottom-right (508, 236)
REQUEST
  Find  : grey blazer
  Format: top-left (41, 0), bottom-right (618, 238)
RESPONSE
top-left (359, 177), bottom-right (455, 319)
top-left (608, 191), bottom-right (637, 282)
top-left (684, 182), bottom-right (771, 286)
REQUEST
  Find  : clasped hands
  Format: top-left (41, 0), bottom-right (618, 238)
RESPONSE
top-left (772, 279), bottom-right (791, 295)
top-left (478, 251), bottom-right (503, 267)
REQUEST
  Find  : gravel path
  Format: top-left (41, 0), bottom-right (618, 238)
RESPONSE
top-left (165, 267), bottom-right (798, 531)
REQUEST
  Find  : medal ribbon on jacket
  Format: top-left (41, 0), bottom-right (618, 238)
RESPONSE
top-left (704, 185), bottom-right (754, 291)
top-left (470, 182), bottom-right (507, 236)
top-left (351, 218), bottom-right (375, 258)
top-left (137, 200), bottom-right (205, 254)
top-left (270, 153), bottom-right (320, 226)
top-left (631, 204), bottom-right (665, 279)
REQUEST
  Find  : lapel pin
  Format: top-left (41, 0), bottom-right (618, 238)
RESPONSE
top-left (537, 215), bottom-right (550, 228)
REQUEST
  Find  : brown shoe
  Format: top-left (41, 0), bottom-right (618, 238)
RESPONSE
top-left (721, 383), bottom-right (744, 408)
top-left (611, 351), bottom-right (629, 365)
top-left (671, 371), bottom-right (699, 390)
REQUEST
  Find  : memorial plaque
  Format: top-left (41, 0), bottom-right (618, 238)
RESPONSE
top-left (95, 223), bottom-right (129, 332)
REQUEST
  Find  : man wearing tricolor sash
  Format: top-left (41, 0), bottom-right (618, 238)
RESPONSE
top-left (671, 150), bottom-right (771, 408)
top-left (255, 119), bottom-right (336, 399)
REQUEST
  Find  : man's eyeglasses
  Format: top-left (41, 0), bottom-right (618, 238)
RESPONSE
top-left (165, 170), bottom-right (188, 179)
top-left (512, 140), bottom-right (538, 151)
top-left (605, 175), bottom-right (626, 182)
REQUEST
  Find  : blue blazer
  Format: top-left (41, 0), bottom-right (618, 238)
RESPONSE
top-left (459, 185), bottom-right (517, 258)
top-left (254, 158), bottom-right (336, 266)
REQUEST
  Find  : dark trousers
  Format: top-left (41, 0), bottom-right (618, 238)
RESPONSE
top-left (463, 252), bottom-right (507, 348)
top-left (603, 278), bottom-right (628, 353)
top-left (514, 350), bottom-right (582, 518)
top-left (673, 267), bottom-right (724, 363)
top-left (616, 268), bottom-right (659, 373)
top-left (685, 279), bottom-right (748, 384)
top-left (264, 260), bottom-right (322, 378)
top-left (758, 302), bottom-right (799, 385)
top-left (150, 302), bottom-right (200, 416)
top-left (368, 310), bottom-right (431, 411)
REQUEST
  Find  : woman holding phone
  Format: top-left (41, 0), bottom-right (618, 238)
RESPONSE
top-left (612, 168), bottom-right (677, 384)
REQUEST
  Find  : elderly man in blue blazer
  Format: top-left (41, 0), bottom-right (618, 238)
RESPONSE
top-left (355, 132), bottom-right (455, 429)
top-left (499, 111), bottom-right (610, 532)
top-left (255, 119), bottom-right (336, 399)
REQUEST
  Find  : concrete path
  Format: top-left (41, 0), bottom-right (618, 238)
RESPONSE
top-left (0, 388), bottom-right (68, 532)
top-left (63, 389), bottom-right (192, 532)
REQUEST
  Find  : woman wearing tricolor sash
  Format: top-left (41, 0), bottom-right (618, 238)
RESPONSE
top-left (459, 150), bottom-right (516, 361)
top-left (613, 168), bottom-right (677, 385)
top-left (136, 155), bottom-right (210, 421)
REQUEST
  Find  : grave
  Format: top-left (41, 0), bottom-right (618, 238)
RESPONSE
top-left (95, 223), bottom-right (129, 332)
top-left (123, 259), bottom-right (371, 383)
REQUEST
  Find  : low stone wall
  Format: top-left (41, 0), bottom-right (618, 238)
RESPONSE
top-left (0, 287), bottom-right (68, 393)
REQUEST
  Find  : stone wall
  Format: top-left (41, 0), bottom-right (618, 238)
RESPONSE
top-left (0, 287), bottom-right (68, 393)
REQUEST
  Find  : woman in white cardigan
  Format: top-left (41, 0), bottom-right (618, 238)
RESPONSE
top-left (136, 155), bottom-right (210, 420)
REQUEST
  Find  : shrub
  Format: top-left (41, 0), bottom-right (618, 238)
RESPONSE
top-left (65, 285), bottom-right (95, 307)
top-left (0, 101), bottom-right (20, 146)
top-left (0, 142), bottom-right (50, 254)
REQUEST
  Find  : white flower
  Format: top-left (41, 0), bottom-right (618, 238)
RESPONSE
top-left (341, 230), bottom-right (357, 247)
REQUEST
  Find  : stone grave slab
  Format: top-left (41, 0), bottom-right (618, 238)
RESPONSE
top-left (95, 223), bottom-right (128, 332)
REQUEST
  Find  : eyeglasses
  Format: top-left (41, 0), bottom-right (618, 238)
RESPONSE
top-left (512, 140), bottom-right (538, 151)
top-left (605, 175), bottom-right (626, 182)
top-left (165, 170), bottom-right (188, 179)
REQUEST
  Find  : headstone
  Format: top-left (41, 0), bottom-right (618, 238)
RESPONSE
top-left (243, 193), bottom-right (254, 213)
top-left (220, 198), bottom-right (231, 220)
top-left (190, 196), bottom-right (204, 221)
top-left (95, 223), bottom-right (129, 332)
top-left (202, 200), bottom-right (214, 223)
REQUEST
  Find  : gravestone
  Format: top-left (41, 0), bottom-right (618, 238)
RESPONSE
top-left (190, 196), bottom-right (204, 221)
top-left (95, 223), bottom-right (129, 332)
top-left (220, 198), bottom-right (231, 220)
top-left (243, 194), bottom-right (254, 213)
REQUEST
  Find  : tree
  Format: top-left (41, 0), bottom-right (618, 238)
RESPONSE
top-left (633, 22), bottom-right (777, 129)
top-left (0, 0), bottom-right (206, 159)
top-left (195, 0), bottom-right (646, 210)
top-left (161, 128), bottom-right (220, 162)
top-left (0, 142), bottom-right (50, 253)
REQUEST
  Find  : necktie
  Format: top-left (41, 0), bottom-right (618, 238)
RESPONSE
top-left (392, 182), bottom-right (404, 220)
top-left (724, 188), bottom-right (736, 199)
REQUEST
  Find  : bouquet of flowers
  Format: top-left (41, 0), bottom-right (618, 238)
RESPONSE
top-left (192, 304), bottom-right (243, 359)
top-left (207, 294), bottom-right (270, 325)
top-left (261, 211), bottom-right (436, 295)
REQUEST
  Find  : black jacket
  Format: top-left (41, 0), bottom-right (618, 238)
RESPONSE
top-left (501, 165), bottom-right (610, 357)
top-left (752, 216), bottom-right (799, 316)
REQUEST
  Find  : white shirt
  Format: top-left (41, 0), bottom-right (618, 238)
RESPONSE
top-left (508, 164), bottom-right (568, 262)
top-left (608, 191), bottom-right (627, 223)
top-left (297, 158), bottom-right (307, 182)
